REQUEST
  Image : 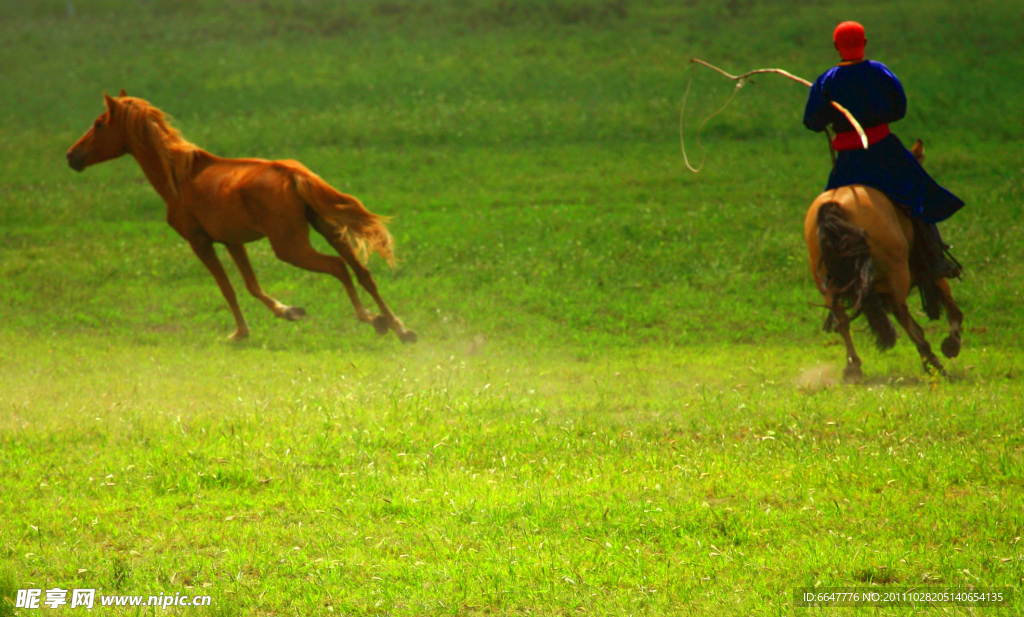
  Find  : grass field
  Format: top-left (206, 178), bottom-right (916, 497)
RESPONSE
top-left (2, 0), bottom-right (1023, 614)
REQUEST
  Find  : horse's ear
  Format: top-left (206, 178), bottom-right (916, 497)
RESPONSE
top-left (911, 139), bottom-right (925, 163)
top-left (119, 88), bottom-right (128, 97)
top-left (103, 91), bottom-right (122, 118)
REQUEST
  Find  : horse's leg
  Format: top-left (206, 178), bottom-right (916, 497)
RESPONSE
top-left (892, 301), bottom-right (945, 376)
top-left (827, 293), bottom-right (863, 382)
top-left (304, 216), bottom-right (380, 327)
top-left (333, 240), bottom-right (416, 344)
top-left (188, 237), bottom-right (249, 340)
top-left (889, 269), bottom-right (945, 376)
top-left (267, 227), bottom-right (415, 341)
top-left (307, 214), bottom-right (416, 343)
top-left (936, 278), bottom-right (963, 358)
top-left (225, 243), bottom-right (306, 322)
top-left (276, 243), bottom-right (370, 324)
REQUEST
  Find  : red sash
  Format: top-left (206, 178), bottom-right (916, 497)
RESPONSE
top-left (832, 123), bottom-right (890, 151)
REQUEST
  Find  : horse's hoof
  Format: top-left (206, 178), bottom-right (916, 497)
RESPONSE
top-left (371, 314), bottom-right (390, 336)
top-left (923, 359), bottom-right (947, 378)
top-left (228, 329), bottom-right (249, 342)
top-left (941, 336), bottom-right (960, 359)
top-left (282, 306), bottom-right (307, 321)
top-left (399, 330), bottom-right (418, 344)
top-left (843, 366), bottom-right (863, 384)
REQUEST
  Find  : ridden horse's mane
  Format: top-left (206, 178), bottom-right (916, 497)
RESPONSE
top-left (118, 97), bottom-right (201, 199)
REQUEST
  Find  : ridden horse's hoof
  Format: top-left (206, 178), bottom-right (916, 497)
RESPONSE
top-left (923, 359), bottom-right (947, 378)
top-left (371, 314), bottom-right (390, 336)
top-left (941, 336), bottom-right (961, 359)
top-left (399, 330), bottom-right (418, 344)
top-left (228, 329), bottom-right (249, 341)
top-left (843, 365), bottom-right (863, 384)
top-left (282, 306), bottom-right (307, 321)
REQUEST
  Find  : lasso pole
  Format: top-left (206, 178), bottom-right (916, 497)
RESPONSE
top-left (689, 57), bottom-right (869, 150)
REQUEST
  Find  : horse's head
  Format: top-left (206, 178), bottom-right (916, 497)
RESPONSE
top-left (66, 90), bottom-right (131, 172)
top-left (910, 139), bottom-right (925, 164)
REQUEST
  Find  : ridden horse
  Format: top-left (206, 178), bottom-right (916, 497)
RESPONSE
top-left (804, 139), bottom-right (962, 381)
top-left (67, 92), bottom-right (416, 343)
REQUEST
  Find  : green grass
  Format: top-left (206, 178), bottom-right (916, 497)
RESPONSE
top-left (2, 0), bottom-right (1023, 615)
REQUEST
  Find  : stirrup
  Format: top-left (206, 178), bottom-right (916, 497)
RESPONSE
top-left (931, 259), bottom-right (961, 280)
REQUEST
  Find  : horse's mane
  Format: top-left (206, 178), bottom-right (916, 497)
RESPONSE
top-left (119, 97), bottom-right (201, 199)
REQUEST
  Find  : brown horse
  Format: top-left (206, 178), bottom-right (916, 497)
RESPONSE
top-left (804, 140), bottom-right (962, 381)
top-left (67, 92), bottom-right (416, 343)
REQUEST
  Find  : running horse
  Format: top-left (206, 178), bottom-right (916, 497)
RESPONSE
top-left (67, 92), bottom-right (416, 344)
top-left (805, 140), bottom-right (963, 381)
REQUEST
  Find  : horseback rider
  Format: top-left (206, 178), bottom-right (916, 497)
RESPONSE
top-left (803, 21), bottom-right (962, 279)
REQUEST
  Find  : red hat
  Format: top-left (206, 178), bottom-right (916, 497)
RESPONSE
top-left (833, 21), bottom-right (866, 61)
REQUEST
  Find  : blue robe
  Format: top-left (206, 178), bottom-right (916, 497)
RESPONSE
top-left (803, 60), bottom-right (963, 223)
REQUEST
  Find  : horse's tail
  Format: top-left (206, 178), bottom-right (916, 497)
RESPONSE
top-left (816, 201), bottom-right (896, 350)
top-left (288, 164), bottom-right (395, 267)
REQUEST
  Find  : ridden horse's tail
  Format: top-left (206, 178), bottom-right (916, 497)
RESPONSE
top-left (287, 163), bottom-right (395, 266)
top-left (816, 202), bottom-right (897, 350)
